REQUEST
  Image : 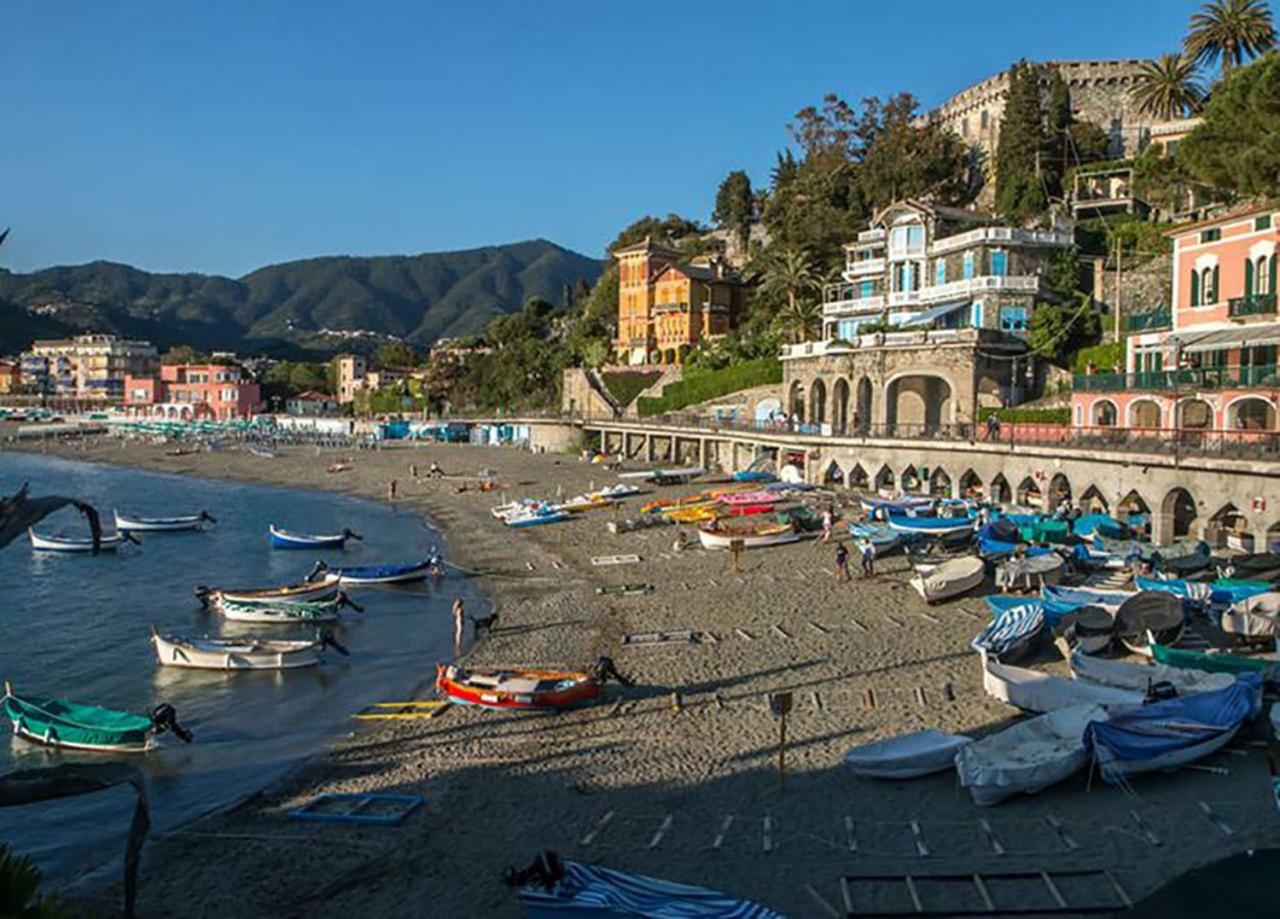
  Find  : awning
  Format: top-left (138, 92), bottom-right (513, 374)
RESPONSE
top-left (1173, 321), bottom-right (1280, 353)
top-left (900, 300), bottom-right (970, 329)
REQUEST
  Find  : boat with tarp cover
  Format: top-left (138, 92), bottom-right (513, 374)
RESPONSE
top-left (2, 681), bottom-right (192, 752)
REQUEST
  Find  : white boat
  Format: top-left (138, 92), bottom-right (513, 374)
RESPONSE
top-left (980, 650), bottom-right (1142, 714)
top-left (1221, 592), bottom-right (1280, 639)
top-left (217, 595), bottom-right (355, 624)
top-left (1067, 646), bottom-right (1235, 695)
top-left (114, 510), bottom-right (214, 532)
top-left (909, 556), bottom-right (985, 603)
top-left (697, 520), bottom-right (799, 550)
top-left (28, 528), bottom-right (127, 553)
top-left (150, 628), bottom-right (346, 670)
top-left (198, 575), bottom-right (342, 606)
top-left (842, 729), bottom-right (972, 779)
top-left (617, 466), bottom-right (705, 484)
top-left (995, 553), bottom-right (1066, 592)
top-left (1272, 701), bottom-right (1280, 741)
top-left (955, 704), bottom-right (1107, 806)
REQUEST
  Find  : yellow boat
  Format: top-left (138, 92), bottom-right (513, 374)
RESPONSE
top-left (666, 504), bottom-right (723, 523)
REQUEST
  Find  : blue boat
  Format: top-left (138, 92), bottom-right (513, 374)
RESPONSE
top-left (311, 555), bottom-right (438, 585)
top-left (1040, 585), bottom-right (1135, 626)
top-left (269, 525), bottom-right (361, 550)
top-left (1071, 513), bottom-right (1130, 540)
top-left (848, 522), bottom-right (899, 550)
top-left (974, 597), bottom-right (1044, 659)
top-left (1136, 575), bottom-right (1271, 607)
top-left (886, 513), bottom-right (975, 537)
top-left (732, 470), bottom-right (777, 483)
top-left (510, 854), bottom-right (783, 918)
top-left (1084, 675), bottom-right (1261, 782)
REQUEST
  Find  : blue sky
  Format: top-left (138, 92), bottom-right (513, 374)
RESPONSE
top-left (1, 0), bottom-right (1212, 276)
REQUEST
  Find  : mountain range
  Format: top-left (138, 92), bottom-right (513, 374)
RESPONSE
top-left (0, 239), bottom-right (602, 358)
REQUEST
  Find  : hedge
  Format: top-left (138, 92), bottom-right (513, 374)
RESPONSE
top-left (600, 370), bottom-right (660, 407)
top-left (977, 406), bottom-right (1071, 425)
top-left (637, 358), bottom-right (782, 416)
top-left (1072, 341), bottom-right (1124, 375)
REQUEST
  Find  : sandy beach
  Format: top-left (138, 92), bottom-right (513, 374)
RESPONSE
top-left (8, 432), bottom-right (1280, 917)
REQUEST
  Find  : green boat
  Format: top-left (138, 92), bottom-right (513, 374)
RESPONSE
top-left (1150, 643), bottom-right (1279, 676)
top-left (1020, 518), bottom-right (1069, 544)
top-left (2, 682), bottom-right (191, 753)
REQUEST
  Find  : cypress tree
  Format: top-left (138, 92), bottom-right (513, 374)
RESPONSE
top-left (994, 61), bottom-right (1047, 222)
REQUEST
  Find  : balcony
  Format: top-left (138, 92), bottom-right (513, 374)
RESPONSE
top-left (888, 289), bottom-right (921, 307)
top-left (822, 294), bottom-right (885, 318)
top-left (781, 327), bottom-right (988, 360)
top-left (842, 257), bottom-right (885, 278)
top-left (1228, 293), bottom-right (1277, 318)
top-left (1126, 309), bottom-right (1172, 332)
top-left (917, 275), bottom-right (1039, 303)
top-left (1074, 363), bottom-right (1280, 392)
top-left (928, 227), bottom-right (1074, 256)
top-left (653, 302), bottom-right (689, 314)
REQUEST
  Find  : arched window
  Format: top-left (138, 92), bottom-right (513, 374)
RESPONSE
top-left (1190, 268), bottom-right (1200, 306)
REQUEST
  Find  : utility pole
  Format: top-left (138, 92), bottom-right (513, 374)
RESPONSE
top-left (1114, 240), bottom-right (1124, 343)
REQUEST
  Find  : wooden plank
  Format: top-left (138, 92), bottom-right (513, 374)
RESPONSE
top-left (580, 810), bottom-right (614, 846)
top-left (809, 620), bottom-right (829, 635)
top-left (591, 554), bottom-right (641, 566)
top-left (980, 819), bottom-right (1005, 856)
top-left (804, 884), bottom-right (841, 919)
top-left (1104, 870), bottom-right (1133, 908)
top-left (911, 820), bottom-right (929, 857)
top-left (914, 686), bottom-right (927, 707)
top-left (1130, 810), bottom-right (1160, 846)
top-left (972, 874), bottom-right (994, 911)
top-left (864, 688), bottom-right (876, 710)
top-left (812, 691), bottom-right (823, 712)
top-left (763, 815), bottom-right (773, 852)
top-left (1198, 801), bottom-right (1233, 837)
top-left (905, 875), bottom-right (924, 913)
top-left (844, 815), bottom-right (858, 852)
top-left (850, 617), bottom-right (869, 633)
top-left (734, 628), bottom-right (754, 641)
top-left (1040, 871), bottom-right (1067, 909)
top-left (840, 877), bottom-right (854, 915)
top-left (712, 815), bottom-right (734, 849)
top-left (1045, 814), bottom-right (1079, 851)
top-left (648, 814), bottom-right (673, 849)
top-left (885, 615), bottom-right (906, 627)
top-left (919, 611), bottom-right (941, 624)
top-left (771, 624), bottom-right (792, 639)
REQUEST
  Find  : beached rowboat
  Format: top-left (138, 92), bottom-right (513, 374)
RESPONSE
top-left (150, 627), bottom-right (347, 670)
top-left (909, 556), bottom-right (985, 603)
top-left (980, 649), bottom-right (1142, 714)
top-left (1066, 646), bottom-right (1235, 695)
top-left (887, 513), bottom-right (975, 537)
top-left (114, 510), bottom-right (215, 532)
top-left (2, 681), bottom-right (192, 753)
top-left (842, 729), bottom-right (973, 780)
top-left (268, 525), bottom-right (361, 550)
top-left (28, 528), bottom-right (128, 553)
top-left (1150, 641), bottom-right (1279, 677)
top-left (437, 664), bottom-right (607, 710)
top-left (697, 519), bottom-right (799, 550)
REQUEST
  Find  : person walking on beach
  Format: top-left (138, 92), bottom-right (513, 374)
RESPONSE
top-left (820, 506), bottom-right (834, 543)
top-left (452, 597), bottom-right (466, 657)
top-left (834, 542), bottom-right (850, 582)
top-left (859, 536), bottom-right (876, 578)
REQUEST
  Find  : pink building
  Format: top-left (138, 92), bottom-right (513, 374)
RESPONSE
top-left (1073, 205), bottom-right (1279, 437)
top-left (123, 363), bottom-right (263, 420)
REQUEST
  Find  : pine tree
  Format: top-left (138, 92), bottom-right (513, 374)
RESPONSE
top-left (994, 61), bottom-right (1048, 223)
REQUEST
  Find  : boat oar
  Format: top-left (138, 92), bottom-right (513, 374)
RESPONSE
top-left (336, 592), bottom-right (364, 613)
top-left (319, 630), bottom-right (350, 657)
top-left (150, 703), bottom-right (194, 743)
top-left (200, 511), bottom-right (217, 525)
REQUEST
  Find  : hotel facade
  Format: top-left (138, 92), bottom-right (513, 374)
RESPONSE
top-left (20, 334), bottom-right (159, 400)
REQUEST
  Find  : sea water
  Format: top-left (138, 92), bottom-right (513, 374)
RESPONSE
top-left (0, 451), bottom-right (473, 887)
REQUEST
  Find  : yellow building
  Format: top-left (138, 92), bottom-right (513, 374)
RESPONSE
top-left (613, 237), bottom-right (744, 366)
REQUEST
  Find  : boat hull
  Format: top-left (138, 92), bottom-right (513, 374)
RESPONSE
top-left (114, 513), bottom-right (206, 532)
top-left (330, 560), bottom-right (435, 585)
top-left (29, 529), bottom-right (124, 552)
top-left (697, 525), bottom-right (799, 550)
top-left (218, 599), bottom-right (341, 624)
top-left (211, 577), bottom-right (341, 605)
top-left (152, 634), bottom-right (323, 670)
top-left (3, 691), bottom-right (155, 753)
top-left (269, 525), bottom-right (349, 549)
top-left (436, 665), bottom-right (600, 710)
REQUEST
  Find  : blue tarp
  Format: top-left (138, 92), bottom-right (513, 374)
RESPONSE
top-left (972, 599), bottom-right (1044, 657)
top-left (1040, 586), bottom-right (1134, 626)
top-left (517, 860), bottom-right (784, 919)
top-left (1072, 513), bottom-right (1129, 539)
top-left (1137, 576), bottom-right (1271, 606)
top-left (1084, 675), bottom-right (1261, 777)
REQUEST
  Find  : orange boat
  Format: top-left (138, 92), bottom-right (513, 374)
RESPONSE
top-left (435, 658), bottom-right (631, 710)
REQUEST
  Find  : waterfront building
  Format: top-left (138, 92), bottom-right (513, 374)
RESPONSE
top-left (286, 390), bottom-right (340, 416)
top-left (613, 237), bottom-right (745, 366)
top-left (0, 359), bottom-right (18, 394)
top-left (335, 354), bottom-right (367, 404)
top-left (780, 200), bottom-right (1075, 434)
top-left (1072, 205), bottom-right (1279, 434)
top-left (20, 334), bottom-right (158, 400)
top-left (123, 363), bottom-right (263, 420)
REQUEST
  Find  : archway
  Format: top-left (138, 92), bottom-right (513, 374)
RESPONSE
top-left (810, 379), bottom-right (827, 427)
top-left (1267, 521), bottom-right (1280, 554)
top-left (788, 381), bottom-right (805, 421)
top-left (885, 374), bottom-right (953, 434)
top-left (958, 469), bottom-right (983, 500)
top-left (1016, 476), bottom-right (1042, 509)
top-left (663, 349), bottom-right (677, 365)
top-left (900, 464), bottom-right (923, 493)
top-left (1228, 397), bottom-right (1276, 430)
top-left (874, 464), bottom-right (895, 494)
top-left (1161, 487), bottom-right (1197, 540)
top-left (1129, 399), bottom-right (1162, 429)
top-left (1177, 399), bottom-right (1214, 430)
top-left (832, 378), bottom-right (850, 434)
top-left (1078, 484), bottom-right (1108, 513)
top-left (1209, 502), bottom-right (1247, 549)
top-left (1048, 473), bottom-right (1072, 507)
top-left (929, 467), bottom-right (953, 497)
top-left (1119, 490), bottom-right (1151, 516)
top-left (1091, 400), bottom-right (1117, 427)
top-left (989, 473), bottom-right (1012, 505)
top-left (848, 463), bottom-right (870, 490)
top-left (855, 377), bottom-right (872, 432)
top-left (823, 460), bottom-right (845, 487)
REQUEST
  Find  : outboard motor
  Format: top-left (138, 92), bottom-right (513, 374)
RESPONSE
top-left (151, 703), bottom-right (194, 743)
top-left (307, 560), bottom-right (330, 582)
top-left (342, 528), bottom-right (363, 542)
top-left (592, 656), bottom-right (633, 687)
top-left (200, 511), bottom-right (218, 525)
top-left (318, 630), bottom-right (350, 657)
top-left (502, 851), bottom-right (565, 891)
top-left (336, 591), bottom-right (365, 613)
top-left (193, 585), bottom-right (212, 608)
top-left (1144, 678), bottom-right (1179, 704)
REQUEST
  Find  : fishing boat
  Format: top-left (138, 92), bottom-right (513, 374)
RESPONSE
top-left (2, 681), bottom-right (192, 753)
top-left (1040, 585), bottom-right (1136, 626)
top-left (114, 510), bottom-right (215, 532)
top-left (1151, 539), bottom-right (1213, 575)
top-left (717, 491), bottom-right (782, 511)
top-left (1150, 641), bottom-right (1279, 677)
top-left (506, 852), bottom-right (783, 919)
top-left (995, 552), bottom-right (1066, 592)
top-left (697, 519), bottom-right (799, 550)
top-left (848, 522), bottom-right (899, 551)
top-left (955, 704), bottom-right (1107, 806)
top-left (973, 598), bottom-right (1044, 660)
top-left (980, 650), bottom-right (1143, 714)
top-left (887, 513), bottom-right (975, 538)
top-left (861, 495), bottom-right (934, 518)
top-left (505, 506), bottom-right (570, 528)
top-left (1071, 513), bottom-right (1130, 540)
top-left (310, 556), bottom-right (438, 585)
top-left (1220, 592), bottom-right (1280, 639)
top-left (217, 592), bottom-right (361, 624)
top-left (196, 575), bottom-right (341, 607)
top-left (151, 627), bottom-right (348, 670)
top-left (909, 556), bottom-right (985, 603)
top-left (1067, 646), bottom-right (1235, 695)
top-left (617, 466), bottom-right (705, 484)
top-left (436, 657), bottom-right (628, 710)
top-left (842, 729), bottom-right (973, 780)
top-left (1115, 591), bottom-right (1186, 656)
top-left (1084, 675), bottom-right (1261, 782)
top-left (1056, 605), bottom-right (1116, 654)
top-left (28, 528), bottom-right (128, 553)
top-left (665, 503), bottom-right (722, 524)
top-left (268, 525), bottom-right (362, 550)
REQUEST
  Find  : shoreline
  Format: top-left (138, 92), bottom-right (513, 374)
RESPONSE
top-left (8, 434), bottom-right (1280, 916)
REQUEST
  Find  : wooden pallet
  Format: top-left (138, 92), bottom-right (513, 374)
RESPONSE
top-left (840, 869), bottom-right (1131, 916)
top-left (288, 793), bottom-right (424, 826)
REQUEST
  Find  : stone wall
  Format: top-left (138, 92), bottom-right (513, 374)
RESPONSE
top-left (1090, 253), bottom-right (1172, 322)
top-left (561, 368), bottom-right (617, 419)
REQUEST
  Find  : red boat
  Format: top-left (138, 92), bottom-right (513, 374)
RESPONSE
top-left (436, 660), bottom-right (629, 710)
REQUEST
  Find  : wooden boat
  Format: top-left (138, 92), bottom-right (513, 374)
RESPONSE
top-left (909, 556), bottom-right (985, 603)
top-left (718, 491), bottom-right (782, 510)
top-left (269, 524), bottom-right (361, 550)
top-left (995, 552), bottom-right (1066, 592)
top-left (888, 513), bottom-right (975, 538)
top-left (151, 627), bottom-right (347, 670)
top-left (955, 704), bottom-right (1107, 806)
top-left (2, 681), bottom-right (192, 753)
top-left (311, 556), bottom-right (438, 585)
top-left (842, 729), bottom-right (973, 779)
top-left (1115, 591), bottom-right (1185, 656)
top-left (665, 503), bottom-right (722, 524)
top-left (217, 593), bottom-right (360, 624)
top-left (29, 528), bottom-right (127, 553)
top-left (972, 599), bottom-right (1044, 660)
top-left (1150, 641), bottom-right (1279, 677)
top-left (1221, 591), bottom-right (1280, 639)
top-left (505, 506), bottom-right (570, 528)
top-left (196, 575), bottom-right (341, 607)
top-left (436, 665), bottom-right (600, 710)
top-left (980, 650), bottom-right (1142, 714)
top-left (697, 519), bottom-right (799, 550)
top-left (848, 522), bottom-right (899, 551)
top-left (1084, 676), bottom-right (1261, 782)
top-left (115, 510), bottom-right (215, 532)
top-left (1067, 646), bottom-right (1235, 695)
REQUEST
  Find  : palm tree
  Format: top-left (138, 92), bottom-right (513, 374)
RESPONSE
top-left (774, 296), bottom-right (822, 345)
top-left (763, 247), bottom-right (819, 338)
top-left (1184, 0), bottom-right (1276, 79)
top-left (1132, 53), bottom-right (1207, 119)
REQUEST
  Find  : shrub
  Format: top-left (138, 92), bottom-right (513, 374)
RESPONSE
top-left (1072, 341), bottom-right (1125, 375)
top-left (637, 358), bottom-right (782, 416)
top-left (599, 371), bottom-right (660, 407)
top-left (977, 406), bottom-right (1071, 425)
